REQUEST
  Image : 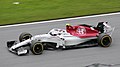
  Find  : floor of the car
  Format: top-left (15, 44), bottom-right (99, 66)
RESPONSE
top-left (64, 39), bottom-right (98, 50)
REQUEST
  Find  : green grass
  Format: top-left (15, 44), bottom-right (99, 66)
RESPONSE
top-left (0, 0), bottom-right (120, 25)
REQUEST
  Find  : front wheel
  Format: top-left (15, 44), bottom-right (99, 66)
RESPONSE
top-left (98, 33), bottom-right (112, 47)
top-left (30, 40), bottom-right (44, 55)
top-left (19, 32), bottom-right (32, 42)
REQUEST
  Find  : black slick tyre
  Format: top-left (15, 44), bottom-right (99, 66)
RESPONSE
top-left (30, 40), bottom-right (44, 55)
top-left (19, 32), bottom-right (32, 42)
top-left (98, 33), bottom-right (112, 47)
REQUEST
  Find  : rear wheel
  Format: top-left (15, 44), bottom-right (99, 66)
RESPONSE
top-left (30, 40), bottom-right (44, 55)
top-left (98, 33), bottom-right (112, 47)
top-left (19, 32), bottom-right (32, 42)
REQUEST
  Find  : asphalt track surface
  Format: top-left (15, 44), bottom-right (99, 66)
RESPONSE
top-left (0, 13), bottom-right (120, 67)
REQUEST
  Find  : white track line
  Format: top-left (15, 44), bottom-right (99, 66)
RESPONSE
top-left (0, 12), bottom-right (120, 28)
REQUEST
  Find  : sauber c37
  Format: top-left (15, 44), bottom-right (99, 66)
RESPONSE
top-left (7, 22), bottom-right (114, 55)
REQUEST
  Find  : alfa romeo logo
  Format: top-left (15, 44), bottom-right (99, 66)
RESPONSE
top-left (77, 27), bottom-right (86, 34)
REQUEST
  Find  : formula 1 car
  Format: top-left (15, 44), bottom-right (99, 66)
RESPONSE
top-left (7, 22), bottom-right (114, 56)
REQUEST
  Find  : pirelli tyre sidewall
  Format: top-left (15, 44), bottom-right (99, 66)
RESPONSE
top-left (98, 33), bottom-right (112, 47)
top-left (19, 32), bottom-right (32, 42)
top-left (30, 40), bottom-right (44, 55)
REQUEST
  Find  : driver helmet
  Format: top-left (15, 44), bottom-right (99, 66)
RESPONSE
top-left (66, 23), bottom-right (71, 26)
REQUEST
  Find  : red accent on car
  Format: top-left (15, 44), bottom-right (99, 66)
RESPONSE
top-left (66, 25), bottom-right (99, 38)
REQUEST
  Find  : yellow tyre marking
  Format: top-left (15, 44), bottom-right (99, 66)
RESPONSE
top-left (33, 42), bottom-right (43, 54)
top-left (22, 34), bottom-right (31, 41)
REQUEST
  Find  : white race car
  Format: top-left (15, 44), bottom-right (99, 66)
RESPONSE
top-left (7, 22), bottom-right (114, 56)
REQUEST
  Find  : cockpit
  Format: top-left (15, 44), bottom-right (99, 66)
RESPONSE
top-left (48, 28), bottom-right (68, 36)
